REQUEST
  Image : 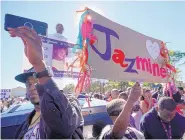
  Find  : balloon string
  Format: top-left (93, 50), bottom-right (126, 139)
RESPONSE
top-left (67, 8), bottom-right (96, 100)
top-left (160, 42), bottom-right (176, 88)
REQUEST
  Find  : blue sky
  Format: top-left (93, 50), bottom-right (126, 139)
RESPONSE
top-left (1, 1), bottom-right (185, 89)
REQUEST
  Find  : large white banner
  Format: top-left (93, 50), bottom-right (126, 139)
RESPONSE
top-left (87, 9), bottom-right (173, 83)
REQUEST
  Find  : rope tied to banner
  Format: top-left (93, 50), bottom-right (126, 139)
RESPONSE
top-left (160, 41), bottom-right (176, 74)
top-left (160, 41), bottom-right (177, 97)
top-left (66, 7), bottom-right (97, 101)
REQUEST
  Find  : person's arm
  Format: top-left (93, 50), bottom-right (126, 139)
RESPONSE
top-left (35, 62), bottom-right (83, 138)
top-left (112, 101), bottom-right (134, 138)
top-left (8, 27), bottom-right (84, 138)
top-left (111, 83), bottom-right (141, 138)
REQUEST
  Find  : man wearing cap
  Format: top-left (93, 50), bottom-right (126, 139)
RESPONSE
top-left (8, 26), bottom-right (83, 139)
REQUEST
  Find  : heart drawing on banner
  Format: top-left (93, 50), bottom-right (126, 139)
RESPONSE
top-left (146, 40), bottom-right (160, 60)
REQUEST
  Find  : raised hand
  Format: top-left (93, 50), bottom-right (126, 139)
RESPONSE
top-left (128, 82), bottom-right (142, 104)
top-left (8, 27), bottom-right (43, 67)
top-left (112, 82), bottom-right (142, 138)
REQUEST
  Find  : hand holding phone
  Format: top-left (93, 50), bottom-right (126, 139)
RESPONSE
top-left (8, 26), bottom-right (44, 66)
top-left (4, 14), bottom-right (48, 36)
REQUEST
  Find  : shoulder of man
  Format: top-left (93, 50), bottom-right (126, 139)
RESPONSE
top-left (142, 107), bottom-right (156, 119)
top-left (140, 108), bottom-right (156, 129)
top-left (66, 94), bottom-right (84, 126)
top-left (174, 111), bottom-right (185, 122)
top-left (14, 110), bottom-right (35, 138)
top-left (65, 93), bottom-right (80, 106)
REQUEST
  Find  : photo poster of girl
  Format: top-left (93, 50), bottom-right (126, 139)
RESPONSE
top-left (52, 44), bottom-right (80, 78)
top-left (52, 44), bottom-right (68, 71)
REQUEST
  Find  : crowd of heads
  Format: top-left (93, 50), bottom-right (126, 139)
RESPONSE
top-left (1, 73), bottom-right (185, 139)
top-left (88, 85), bottom-right (185, 139)
top-left (0, 96), bottom-right (28, 113)
top-left (3, 22), bottom-right (185, 139)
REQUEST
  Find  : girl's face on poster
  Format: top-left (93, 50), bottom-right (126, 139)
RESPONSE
top-left (57, 48), bottom-right (67, 60)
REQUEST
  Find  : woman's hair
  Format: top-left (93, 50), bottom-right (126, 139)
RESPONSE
top-left (94, 93), bottom-right (100, 99)
top-left (140, 89), bottom-right (151, 101)
top-left (140, 95), bottom-right (145, 101)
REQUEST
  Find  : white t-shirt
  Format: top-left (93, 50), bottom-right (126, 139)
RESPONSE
top-left (24, 122), bottom-right (40, 139)
top-left (48, 33), bottom-right (67, 42)
top-left (24, 112), bottom-right (40, 139)
top-left (132, 110), bottom-right (143, 131)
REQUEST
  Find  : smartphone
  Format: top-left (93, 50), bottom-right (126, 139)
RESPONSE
top-left (4, 14), bottom-right (48, 36)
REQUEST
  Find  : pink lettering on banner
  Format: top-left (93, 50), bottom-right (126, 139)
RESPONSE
top-left (136, 56), bottom-right (167, 78)
top-left (136, 57), bottom-right (149, 72)
top-left (152, 63), bottom-right (160, 77)
top-left (92, 24), bottom-right (170, 80)
top-left (147, 58), bottom-right (152, 74)
top-left (112, 49), bottom-right (128, 68)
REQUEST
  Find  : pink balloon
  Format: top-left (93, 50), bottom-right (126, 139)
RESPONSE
top-left (81, 21), bottom-right (92, 39)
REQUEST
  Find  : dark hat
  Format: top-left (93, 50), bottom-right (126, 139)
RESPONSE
top-left (15, 67), bottom-right (36, 83)
top-left (173, 91), bottom-right (184, 104)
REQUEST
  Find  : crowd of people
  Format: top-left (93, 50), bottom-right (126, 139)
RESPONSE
top-left (89, 86), bottom-right (185, 139)
top-left (3, 23), bottom-right (185, 139)
top-left (0, 96), bottom-right (28, 113)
